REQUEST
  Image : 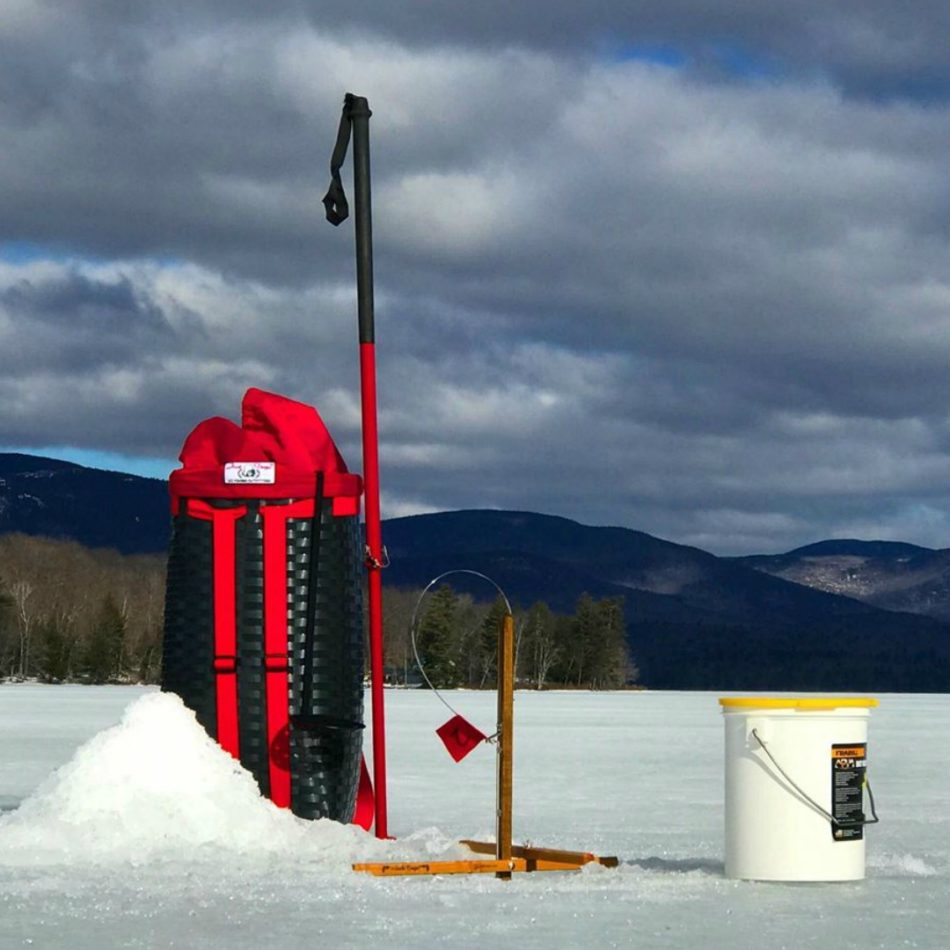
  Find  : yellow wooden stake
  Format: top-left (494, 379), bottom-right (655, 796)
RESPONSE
top-left (496, 612), bottom-right (515, 880)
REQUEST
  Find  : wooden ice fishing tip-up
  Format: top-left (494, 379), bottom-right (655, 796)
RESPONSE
top-left (353, 614), bottom-right (618, 878)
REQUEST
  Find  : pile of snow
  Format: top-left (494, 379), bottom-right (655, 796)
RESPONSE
top-left (0, 692), bottom-right (448, 868)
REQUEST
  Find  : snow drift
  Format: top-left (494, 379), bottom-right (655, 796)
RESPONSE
top-left (0, 693), bottom-right (412, 867)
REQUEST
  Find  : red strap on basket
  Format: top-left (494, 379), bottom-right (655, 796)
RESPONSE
top-left (260, 499), bottom-right (314, 809)
top-left (185, 500), bottom-right (246, 760)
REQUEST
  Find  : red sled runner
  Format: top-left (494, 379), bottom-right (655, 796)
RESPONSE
top-left (162, 388), bottom-right (373, 829)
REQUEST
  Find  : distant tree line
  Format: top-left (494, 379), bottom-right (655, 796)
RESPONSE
top-left (381, 585), bottom-right (638, 690)
top-left (0, 534), bottom-right (638, 690)
top-left (0, 534), bottom-right (164, 684)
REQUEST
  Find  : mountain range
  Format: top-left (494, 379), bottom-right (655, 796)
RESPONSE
top-left (0, 453), bottom-right (170, 554)
top-left (736, 540), bottom-right (950, 622)
top-left (2, 452), bottom-right (949, 690)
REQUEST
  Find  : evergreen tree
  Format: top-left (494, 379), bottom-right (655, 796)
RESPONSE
top-left (589, 597), bottom-right (630, 689)
top-left (37, 618), bottom-right (75, 682)
top-left (416, 585), bottom-right (463, 689)
top-left (83, 594), bottom-right (127, 683)
top-left (476, 596), bottom-right (509, 687)
top-left (544, 593), bottom-right (634, 689)
top-left (549, 612), bottom-right (577, 685)
top-left (572, 593), bottom-right (599, 686)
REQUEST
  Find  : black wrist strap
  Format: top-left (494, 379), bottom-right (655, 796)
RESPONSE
top-left (322, 96), bottom-right (356, 226)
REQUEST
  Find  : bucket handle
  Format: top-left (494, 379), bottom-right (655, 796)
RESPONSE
top-left (751, 728), bottom-right (880, 830)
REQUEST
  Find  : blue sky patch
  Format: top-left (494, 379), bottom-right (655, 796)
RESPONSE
top-left (616, 43), bottom-right (687, 69)
top-left (0, 242), bottom-right (65, 264)
top-left (1, 445), bottom-right (175, 480)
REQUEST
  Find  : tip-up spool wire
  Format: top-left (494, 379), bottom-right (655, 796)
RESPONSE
top-left (409, 570), bottom-right (513, 721)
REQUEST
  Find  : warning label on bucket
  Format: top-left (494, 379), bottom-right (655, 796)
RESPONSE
top-left (831, 744), bottom-right (867, 841)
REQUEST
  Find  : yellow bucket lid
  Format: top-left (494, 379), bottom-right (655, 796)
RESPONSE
top-left (719, 696), bottom-right (878, 710)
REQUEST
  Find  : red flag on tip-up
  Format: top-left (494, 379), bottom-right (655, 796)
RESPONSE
top-left (436, 714), bottom-right (488, 762)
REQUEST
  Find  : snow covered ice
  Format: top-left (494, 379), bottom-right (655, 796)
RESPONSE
top-left (0, 685), bottom-right (947, 948)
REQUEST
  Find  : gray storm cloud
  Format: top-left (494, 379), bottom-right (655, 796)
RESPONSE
top-left (1, 4), bottom-right (949, 553)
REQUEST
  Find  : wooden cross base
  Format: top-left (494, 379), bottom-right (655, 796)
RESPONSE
top-left (461, 839), bottom-right (619, 868)
top-left (352, 840), bottom-right (619, 877)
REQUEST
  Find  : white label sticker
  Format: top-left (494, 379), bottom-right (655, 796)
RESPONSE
top-left (224, 462), bottom-right (276, 485)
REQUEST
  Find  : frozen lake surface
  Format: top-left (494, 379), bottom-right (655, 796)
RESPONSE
top-left (0, 684), bottom-right (946, 948)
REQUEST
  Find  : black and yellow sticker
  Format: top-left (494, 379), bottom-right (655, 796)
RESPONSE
top-left (831, 743), bottom-right (867, 841)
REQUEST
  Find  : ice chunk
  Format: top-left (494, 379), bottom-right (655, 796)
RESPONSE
top-left (868, 851), bottom-right (939, 877)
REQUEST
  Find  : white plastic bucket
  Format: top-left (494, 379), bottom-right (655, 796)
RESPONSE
top-left (720, 696), bottom-right (878, 882)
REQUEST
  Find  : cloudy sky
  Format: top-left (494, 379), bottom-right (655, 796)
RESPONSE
top-left (2, 2), bottom-right (950, 554)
